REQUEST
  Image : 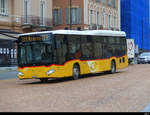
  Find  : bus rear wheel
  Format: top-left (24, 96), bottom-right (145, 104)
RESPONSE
top-left (72, 64), bottom-right (80, 80)
top-left (110, 61), bottom-right (116, 74)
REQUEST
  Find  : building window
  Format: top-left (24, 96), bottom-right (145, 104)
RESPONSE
top-left (53, 9), bottom-right (62, 26)
top-left (90, 10), bottom-right (93, 25)
top-left (113, 0), bottom-right (116, 8)
top-left (96, 11), bottom-right (101, 29)
top-left (40, 0), bottom-right (46, 25)
top-left (109, 15), bottom-right (112, 29)
top-left (96, 12), bottom-right (100, 25)
top-left (108, 0), bottom-right (112, 7)
top-left (66, 8), bottom-right (82, 25)
top-left (103, 13), bottom-right (106, 28)
top-left (89, 9), bottom-right (94, 29)
top-left (96, 0), bottom-right (100, 3)
top-left (24, 0), bottom-right (30, 23)
top-left (102, 0), bottom-right (106, 5)
top-left (0, 0), bottom-right (8, 15)
top-left (114, 16), bottom-right (117, 30)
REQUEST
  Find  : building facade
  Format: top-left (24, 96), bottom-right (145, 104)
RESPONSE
top-left (121, 0), bottom-right (150, 51)
top-left (0, 0), bottom-right (53, 33)
top-left (53, 0), bottom-right (120, 30)
top-left (0, 0), bottom-right (53, 66)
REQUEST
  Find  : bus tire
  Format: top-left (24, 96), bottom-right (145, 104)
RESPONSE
top-left (72, 64), bottom-right (80, 80)
top-left (40, 78), bottom-right (48, 83)
top-left (110, 61), bottom-right (116, 74)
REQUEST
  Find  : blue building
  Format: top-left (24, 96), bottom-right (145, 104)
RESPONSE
top-left (121, 0), bottom-right (150, 51)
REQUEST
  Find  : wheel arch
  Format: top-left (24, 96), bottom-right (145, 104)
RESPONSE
top-left (73, 63), bottom-right (80, 71)
top-left (111, 59), bottom-right (116, 66)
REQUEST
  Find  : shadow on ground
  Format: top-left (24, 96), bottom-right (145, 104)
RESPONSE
top-left (21, 71), bottom-right (125, 85)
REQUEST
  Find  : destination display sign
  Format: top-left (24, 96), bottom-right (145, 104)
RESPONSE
top-left (21, 34), bottom-right (50, 42)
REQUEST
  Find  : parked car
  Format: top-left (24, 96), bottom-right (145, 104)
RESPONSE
top-left (138, 52), bottom-right (150, 64)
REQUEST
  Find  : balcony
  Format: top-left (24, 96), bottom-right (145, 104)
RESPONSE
top-left (21, 15), bottom-right (53, 30)
top-left (89, 24), bottom-right (103, 30)
top-left (0, 8), bottom-right (8, 16)
top-left (89, 24), bottom-right (96, 30)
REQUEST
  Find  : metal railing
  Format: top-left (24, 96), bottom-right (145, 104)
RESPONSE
top-left (0, 8), bottom-right (8, 16)
top-left (21, 15), bottom-right (53, 27)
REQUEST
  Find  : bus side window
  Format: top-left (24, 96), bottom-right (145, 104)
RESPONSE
top-left (103, 37), bottom-right (112, 58)
top-left (93, 36), bottom-right (103, 59)
top-left (115, 37), bottom-right (121, 57)
top-left (104, 44), bottom-right (112, 58)
top-left (121, 37), bottom-right (127, 56)
top-left (55, 35), bottom-right (67, 65)
top-left (81, 35), bottom-right (93, 60)
top-left (67, 35), bottom-right (81, 60)
top-left (115, 45), bottom-right (121, 57)
top-left (108, 37), bottom-right (116, 57)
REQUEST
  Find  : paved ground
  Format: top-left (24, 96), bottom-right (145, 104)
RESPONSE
top-left (0, 66), bottom-right (18, 80)
top-left (0, 64), bottom-right (150, 112)
top-left (0, 72), bottom-right (18, 80)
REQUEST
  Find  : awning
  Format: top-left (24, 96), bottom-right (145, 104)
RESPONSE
top-left (0, 34), bottom-right (17, 40)
top-left (0, 29), bottom-right (20, 41)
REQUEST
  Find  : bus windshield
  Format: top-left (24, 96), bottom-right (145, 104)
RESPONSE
top-left (18, 34), bottom-right (54, 66)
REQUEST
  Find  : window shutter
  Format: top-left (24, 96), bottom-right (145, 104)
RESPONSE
top-left (72, 8), bottom-right (76, 24)
top-left (59, 9), bottom-right (62, 25)
top-left (66, 8), bottom-right (70, 24)
top-left (77, 8), bottom-right (82, 24)
top-left (53, 10), bottom-right (56, 25)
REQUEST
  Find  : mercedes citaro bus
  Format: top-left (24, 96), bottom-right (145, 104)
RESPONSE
top-left (17, 30), bottom-right (128, 82)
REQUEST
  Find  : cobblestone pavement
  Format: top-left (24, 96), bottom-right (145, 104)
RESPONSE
top-left (0, 64), bottom-right (150, 112)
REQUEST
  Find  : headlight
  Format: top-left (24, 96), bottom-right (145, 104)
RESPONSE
top-left (18, 72), bottom-right (24, 76)
top-left (47, 69), bottom-right (55, 76)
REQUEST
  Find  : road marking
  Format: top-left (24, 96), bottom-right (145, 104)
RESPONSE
top-left (142, 103), bottom-right (150, 112)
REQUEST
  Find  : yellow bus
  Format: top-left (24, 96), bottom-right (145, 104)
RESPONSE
top-left (17, 30), bottom-right (128, 82)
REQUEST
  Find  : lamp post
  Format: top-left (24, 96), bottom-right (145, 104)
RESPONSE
top-left (70, 0), bottom-right (72, 30)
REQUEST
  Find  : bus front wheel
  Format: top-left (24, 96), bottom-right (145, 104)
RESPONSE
top-left (72, 64), bottom-right (80, 80)
top-left (40, 78), bottom-right (48, 83)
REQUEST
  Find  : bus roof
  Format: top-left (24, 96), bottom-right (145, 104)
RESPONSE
top-left (19, 30), bottom-right (126, 37)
